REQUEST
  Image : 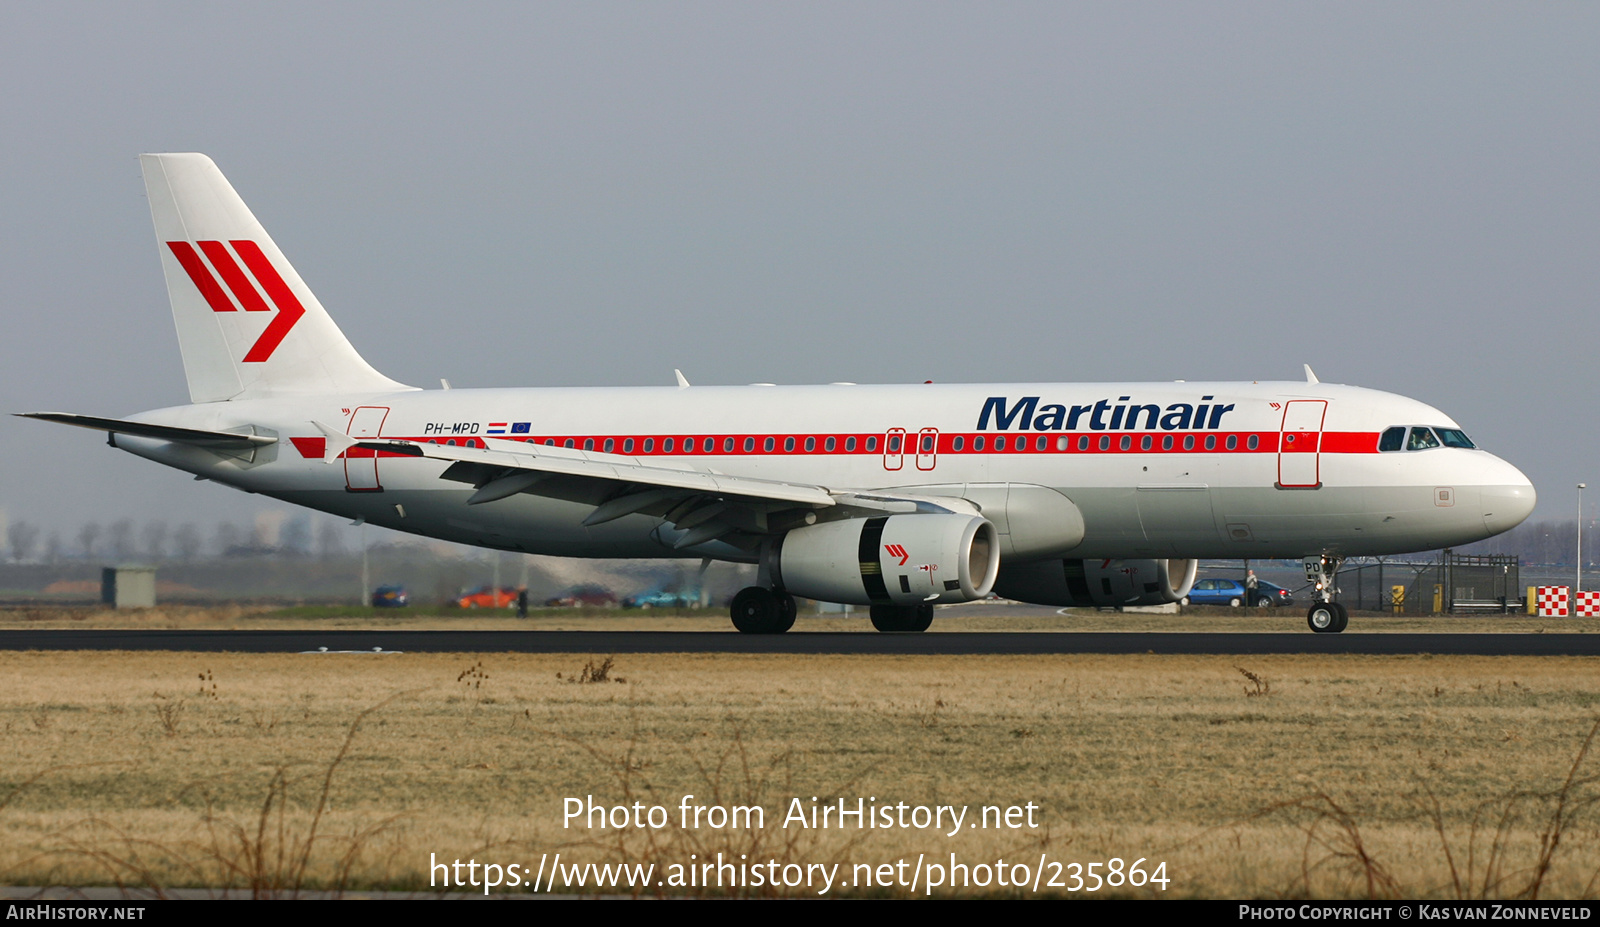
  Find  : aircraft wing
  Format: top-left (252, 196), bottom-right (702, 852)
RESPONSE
top-left (17, 412), bottom-right (277, 450)
top-left (314, 424), bottom-right (974, 549)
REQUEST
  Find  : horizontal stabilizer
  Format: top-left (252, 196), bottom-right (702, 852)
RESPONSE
top-left (16, 412), bottom-right (276, 450)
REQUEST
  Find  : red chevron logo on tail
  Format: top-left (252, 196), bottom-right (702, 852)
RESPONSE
top-left (167, 240), bottom-right (306, 362)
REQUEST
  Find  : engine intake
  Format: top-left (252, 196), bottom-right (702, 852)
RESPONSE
top-left (771, 514), bottom-right (1000, 606)
top-left (992, 557), bottom-right (1197, 608)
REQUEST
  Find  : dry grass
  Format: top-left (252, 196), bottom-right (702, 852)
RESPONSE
top-left (3, 650), bottom-right (1600, 896)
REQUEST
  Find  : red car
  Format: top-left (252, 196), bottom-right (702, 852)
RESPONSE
top-left (457, 585), bottom-right (519, 609)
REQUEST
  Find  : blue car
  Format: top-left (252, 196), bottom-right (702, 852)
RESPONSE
top-left (1181, 578), bottom-right (1294, 608)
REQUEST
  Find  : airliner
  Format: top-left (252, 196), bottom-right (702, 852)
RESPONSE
top-left (20, 154), bottom-right (1537, 634)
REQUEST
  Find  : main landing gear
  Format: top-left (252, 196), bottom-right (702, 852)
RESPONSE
top-left (1303, 554), bottom-right (1348, 634)
top-left (728, 588), bottom-right (936, 634)
top-left (869, 603), bottom-right (934, 633)
top-left (730, 587), bottom-right (796, 634)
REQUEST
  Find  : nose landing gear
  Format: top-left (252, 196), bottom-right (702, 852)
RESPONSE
top-left (1304, 555), bottom-right (1348, 633)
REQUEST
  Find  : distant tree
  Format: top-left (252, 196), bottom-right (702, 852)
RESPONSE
top-left (44, 532), bottom-right (62, 564)
top-left (108, 519), bottom-right (135, 561)
top-left (214, 522), bottom-right (242, 557)
top-left (77, 522), bottom-right (101, 560)
top-left (141, 521), bottom-right (169, 562)
top-left (316, 520), bottom-right (345, 557)
top-left (7, 521), bottom-right (39, 563)
top-left (173, 523), bottom-right (201, 562)
top-left (281, 514), bottom-right (312, 555)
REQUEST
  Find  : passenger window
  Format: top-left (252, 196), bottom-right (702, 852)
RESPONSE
top-left (623, 438), bottom-right (634, 453)
top-left (643, 438), bottom-right (654, 452)
top-left (995, 436), bottom-right (1006, 451)
top-left (764, 437), bottom-right (775, 452)
top-left (974, 436), bottom-right (985, 451)
top-left (846, 436), bottom-right (857, 452)
top-left (825, 436), bottom-right (836, 451)
top-left (1407, 427), bottom-right (1440, 451)
top-left (1379, 427), bottom-right (1405, 452)
top-left (743, 437), bottom-right (754, 452)
top-left (1035, 435), bottom-right (1047, 451)
top-left (663, 438), bottom-right (674, 453)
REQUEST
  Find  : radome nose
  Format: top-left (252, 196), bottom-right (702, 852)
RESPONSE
top-left (1482, 463), bottom-right (1537, 537)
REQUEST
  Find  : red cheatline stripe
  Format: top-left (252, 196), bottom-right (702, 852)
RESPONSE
top-left (197, 240), bottom-right (271, 312)
top-left (230, 240), bottom-right (307, 363)
top-left (167, 242), bottom-right (237, 313)
top-left (336, 430), bottom-right (1382, 457)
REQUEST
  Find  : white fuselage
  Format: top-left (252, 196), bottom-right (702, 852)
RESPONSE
top-left (113, 379), bottom-right (1536, 563)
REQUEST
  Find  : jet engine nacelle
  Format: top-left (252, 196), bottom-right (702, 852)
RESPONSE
top-left (770, 514), bottom-right (1000, 607)
top-left (992, 557), bottom-right (1198, 608)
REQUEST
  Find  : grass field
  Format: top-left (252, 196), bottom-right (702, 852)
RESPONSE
top-left (4, 643), bottom-right (1600, 897)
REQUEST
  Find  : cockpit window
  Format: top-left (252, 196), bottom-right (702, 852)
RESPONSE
top-left (1435, 428), bottom-right (1475, 449)
top-left (1407, 427), bottom-right (1441, 451)
top-left (1379, 427), bottom-right (1405, 452)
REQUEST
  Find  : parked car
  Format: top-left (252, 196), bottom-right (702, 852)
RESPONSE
top-left (371, 585), bottom-right (408, 608)
top-left (622, 590), bottom-right (701, 609)
top-left (543, 584), bottom-right (618, 608)
top-left (457, 585), bottom-right (519, 609)
top-left (1181, 578), bottom-right (1295, 608)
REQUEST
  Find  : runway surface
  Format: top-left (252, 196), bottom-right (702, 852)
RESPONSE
top-left (3, 629), bottom-right (1599, 656)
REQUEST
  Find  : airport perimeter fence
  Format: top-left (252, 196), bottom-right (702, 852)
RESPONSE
top-left (1334, 552), bottom-right (1521, 615)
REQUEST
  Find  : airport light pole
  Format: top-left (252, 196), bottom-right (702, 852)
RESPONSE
top-left (1580, 483), bottom-right (1587, 598)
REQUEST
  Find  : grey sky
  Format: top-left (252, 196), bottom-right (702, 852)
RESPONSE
top-left (4, 3), bottom-right (1597, 540)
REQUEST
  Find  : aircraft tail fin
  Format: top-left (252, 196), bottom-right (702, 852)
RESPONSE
top-left (140, 153), bottom-right (414, 402)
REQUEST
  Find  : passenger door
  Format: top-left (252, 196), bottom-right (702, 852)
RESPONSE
top-left (1277, 400), bottom-right (1326, 489)
top-left (345, 406), bottom-right (389, 491)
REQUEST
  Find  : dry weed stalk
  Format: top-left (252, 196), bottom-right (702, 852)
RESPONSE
top-left (1236, 667), bottom-right (1270, 698)
top-left (1424, 718), bottom-right (1600, 900)
top-left (48, 692), bottom-right (414, 898)
top-left (1247, 718), bottom-right (1600, 899)
top-left (568, 656), bottom-right (624, 684)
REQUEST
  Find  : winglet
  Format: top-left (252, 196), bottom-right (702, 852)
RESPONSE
top-left (674, 369), bottom-right (690, 389)
top-left (1303, 364), bottom-right (1319, 384)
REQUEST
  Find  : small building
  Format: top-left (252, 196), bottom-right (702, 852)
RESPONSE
top-left (102, 565), bottom-right (156, 608)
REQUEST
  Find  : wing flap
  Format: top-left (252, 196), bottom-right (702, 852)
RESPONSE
top-left (356, 435), bottom-right (836, 507)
